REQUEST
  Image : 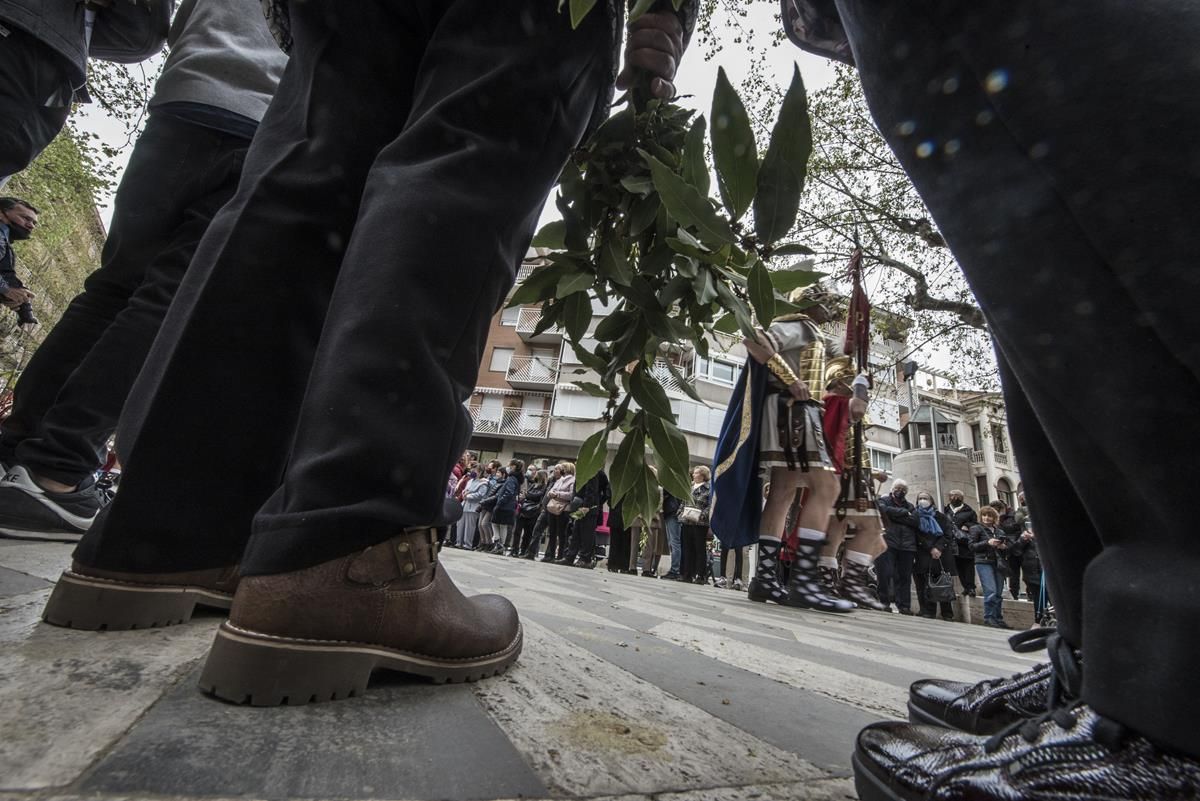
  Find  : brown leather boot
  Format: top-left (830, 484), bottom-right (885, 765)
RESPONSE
top-left (42, 563), bottom-right (240, 631)
top-left (198, 527), bottom-right (522, 706)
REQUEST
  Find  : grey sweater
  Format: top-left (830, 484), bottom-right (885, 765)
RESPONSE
top-left (149, 0), bottom-right (286, 124)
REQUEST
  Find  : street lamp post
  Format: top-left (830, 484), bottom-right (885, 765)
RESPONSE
top-left (929, 405), bottom-right (945, 505)
top-left (903, 361), bottom-right (918, 451)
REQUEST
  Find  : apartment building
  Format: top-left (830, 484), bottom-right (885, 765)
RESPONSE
top-left (888, 366), bottom-right (1023, 508)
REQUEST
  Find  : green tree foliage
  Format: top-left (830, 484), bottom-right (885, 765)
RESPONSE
top-left (515, 52), bottom-right (819, 524)
top-left (692, 8), bottom-right (997, 386)
top-left (799, 66), bottom-right (996, 386)
top-left (1, 131), bottom-right (107, 393)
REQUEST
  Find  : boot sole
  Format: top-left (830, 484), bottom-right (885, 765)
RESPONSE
top-left (906, 700), bottom-right (950, 729)
top-left (42, 570), bottom-right (233, 631)
top-left (782, 594), bottom-right (856, 613)
top-left (851, 751), bottom-right (899, 801)
top-left (198, 621), bottom-right (523, 706)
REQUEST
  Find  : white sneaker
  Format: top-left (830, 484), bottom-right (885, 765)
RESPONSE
top-left (888, 603), bottom-right (900, 614)
top-left (732, 578), bottom-right (744, 591)
top-left (714, 576), bottom-right (728, 589)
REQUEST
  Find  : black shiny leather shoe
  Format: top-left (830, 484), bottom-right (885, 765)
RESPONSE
top-left (908, 629), bottom-right (1076, 735)
top-left (853, 703), bottom-right (1200, 801)
top-left (909, 662), bottom-right (1051, 734)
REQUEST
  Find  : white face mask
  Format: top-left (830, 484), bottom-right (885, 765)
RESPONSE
top-left (917, 499), bottom-right (932, 508)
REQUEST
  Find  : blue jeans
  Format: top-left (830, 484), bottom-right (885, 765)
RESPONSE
top-left (976, 562), bottom-right (1004, 623)
top-left (664, 515), bottom-right (682, 574)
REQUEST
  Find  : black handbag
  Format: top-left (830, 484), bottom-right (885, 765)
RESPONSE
top-left (925, 570), bottom-right (957, 604)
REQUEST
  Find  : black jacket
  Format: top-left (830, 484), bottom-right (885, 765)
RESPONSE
top-left (0, 0), bottom-right (172, 88)
top-left (997, 511), bottom-right (1022, 541)
top-left (491, 472), bottom-right (524, 525)
top-left (879, 492), bottom-right (919, 551)
top-left (518, 484), bottom-right (547, 520)
top-left (573, 469), bottom-right (610, 518)
top-left (662, 489), bottom-right (682, 520)
top-left (914, 508), bottom-right (953, 555)
top-left (943, 502), bottom-right (978, 548)
top-left (969, 523), bottom-right (1012, 564)
top-left (1010, 531), bottom-right (1041, 565)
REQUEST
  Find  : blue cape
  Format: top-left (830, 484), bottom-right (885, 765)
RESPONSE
top-left (709, 360), bottom-right (768, 550)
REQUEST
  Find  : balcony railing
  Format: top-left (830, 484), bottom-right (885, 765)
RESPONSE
top-left (515, 307), bottom-right (563, 342)
top-left (971, 450), bottom-right (985, 463)
top-left (515, 263), bottom-right (538, 285)
top-left (994, 451), bottom-right (1010, 466)
top-left (651, 359), bottom-right (695, 395)
top-left (468, 405), bottom-right (551, 439)
top-left (506, 355), bottom-right (559, 387)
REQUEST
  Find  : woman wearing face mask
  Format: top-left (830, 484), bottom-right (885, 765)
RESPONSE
top-left (877, 479), bottom-right (921, 614)
top-left (912, 490), bottom-right (957, 620)
top-left (490, 459), bottom-right (525, 554)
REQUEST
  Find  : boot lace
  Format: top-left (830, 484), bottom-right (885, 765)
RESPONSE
top-left (982, 628), bottom-right (1096, 754)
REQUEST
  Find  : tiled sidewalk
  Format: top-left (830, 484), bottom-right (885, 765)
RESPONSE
top-left (0, 539), bottom-right (1034, 801)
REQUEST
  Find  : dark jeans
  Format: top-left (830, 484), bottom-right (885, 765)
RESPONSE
top-left (513, 515), bottom-right (538, 554)
top-left (570, 510), bottom-right (600, 563)
top-left (874, 548), bottom-right (914, 610)
top-left (73, 0), bottom-right (612, 577)
top-left (0, 26), bottom-right (72, 178)
top-left (975, 563), bottom-right (1004, 624)
top-left (679, 523), bottom-right (708, 581)
top-left (914, 548), bottom-right (955, 618)
top-left (836, 0), bottom-right (1200, 755)
top-left (0, 115), bottom-right (248, 484)
top-left (543, 512), bottom-right (569, 561)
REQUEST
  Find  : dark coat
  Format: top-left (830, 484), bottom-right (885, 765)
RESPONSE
top-left (968, 523), bottom-right (1012, 564)
top-left (943, 502), bottom-right (978, 551)
top-left (0, 0), bottom-right (172, 87)
top-left (1010, 531), bottom-right (1041, 566)
top-left (518, 483), bottom-right (547, 520)
top-left (879, 492), bottom-right (919, 551)
top-left (997, 511), bottom-right (1022, 541)
top-left (914, 508), bottom-right (953, 555)
top-left (491, 473), bottom-right (524, 525)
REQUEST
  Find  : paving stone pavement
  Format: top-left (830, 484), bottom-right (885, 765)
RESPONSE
top-left (0, 539), bottom-right (1038, 801)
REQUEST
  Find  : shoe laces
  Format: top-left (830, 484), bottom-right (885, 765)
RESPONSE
top-left (984, 700), bottom-right (1082, 753)
top-left (983, 700), bottom-right (1131, 754)
top-left (981, 627), bottom-right (1093, 754)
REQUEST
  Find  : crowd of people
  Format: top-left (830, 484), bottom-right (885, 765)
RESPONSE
top-left (443, 450), bottom-right (1044, 629)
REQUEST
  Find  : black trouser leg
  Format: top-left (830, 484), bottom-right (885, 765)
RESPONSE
top-left (874, 548), bottom-right (895, 605)
top-left (542, 515), bottom-right (561, 561)
top-left (3, 116), bottom-right (247, 485)
top-left (692, 526), bottom-right (709, 580)
top-left (836, 0), bottom-right (1200, 755)
top-left (1006, 554), bottom-right (1023, 599)
top-left (608, 525), bottom-right (627, 569)
top-left (0, 28), bottom-right (71, 178)
top-left (575, 513), bottom-right (598, 563)
top-left (953, 555), bottom-right (976, 592)
top-left (891, 550), bottom-right (915, 611)
top-left (912, 565), bottom-right (931, 618)
top-left (75, 0), bottom-right (612, 577)
top-left (679, 525), bottom-right (696, 580)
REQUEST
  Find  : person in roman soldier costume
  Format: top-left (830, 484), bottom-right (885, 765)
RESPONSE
top-left (710, 291), bottom-right (855, 613)
top-left (816, 251), bottom-right (888, 610)
top-left (819, 355), bottom-right (888, 610)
